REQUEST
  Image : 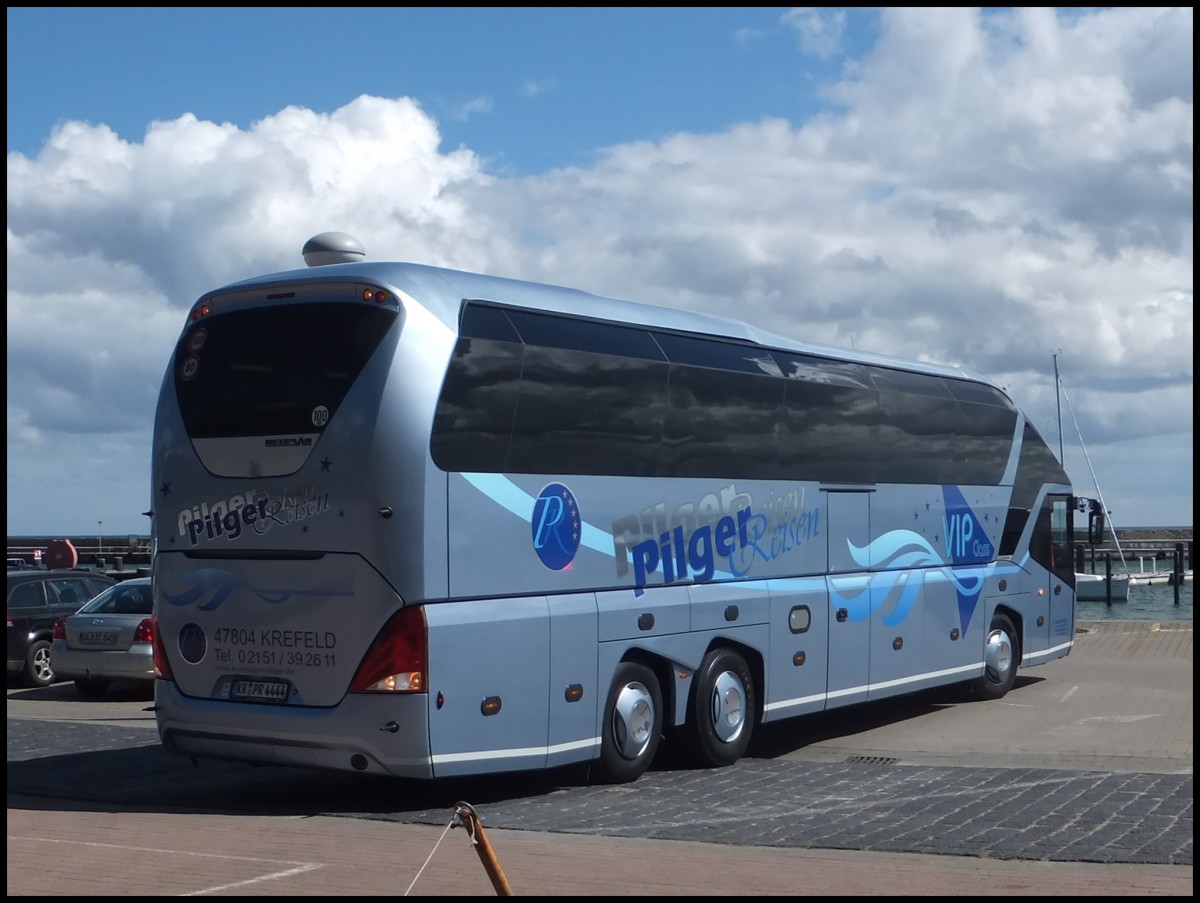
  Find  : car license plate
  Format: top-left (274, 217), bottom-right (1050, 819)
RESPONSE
top-left (231, 679), bottom-right (289, 702)
top-left (80, 631), bottom-right (118, 645)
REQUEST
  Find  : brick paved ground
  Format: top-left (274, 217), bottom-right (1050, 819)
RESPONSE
top-left (5, 801), bottom-right (1193, 896)
top-left (7, 620), bottom-right (1193, 895)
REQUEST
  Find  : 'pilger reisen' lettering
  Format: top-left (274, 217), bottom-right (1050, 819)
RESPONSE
top-left (258, 629), bottom-right (336, 649)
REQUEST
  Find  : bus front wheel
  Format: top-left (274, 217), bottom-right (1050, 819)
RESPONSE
top-left (685, 648), bottom-right (755, 768)
top-left (972, 613), bottom-right (1019, 700)
top-left (596, 662), bottom-right (663, 784)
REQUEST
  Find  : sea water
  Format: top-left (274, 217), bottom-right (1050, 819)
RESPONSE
top-left (1076, 580), bottom-right (1192, 622)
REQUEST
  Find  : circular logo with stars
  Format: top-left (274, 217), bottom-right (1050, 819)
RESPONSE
top-left (178, 622), bottom-right (207, 664)
top-left (531, 483), bottom-right (581, 571)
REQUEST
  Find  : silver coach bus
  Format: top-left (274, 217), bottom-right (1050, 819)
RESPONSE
top-left (150, 232), bottom-right (1077, 783)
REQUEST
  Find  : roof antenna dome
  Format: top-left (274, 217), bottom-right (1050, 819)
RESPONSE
top-left (302, 232), bottom-right (366, 267)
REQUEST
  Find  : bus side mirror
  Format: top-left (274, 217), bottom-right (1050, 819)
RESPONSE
top-left (1087, 509), bottom-right (1105, 545)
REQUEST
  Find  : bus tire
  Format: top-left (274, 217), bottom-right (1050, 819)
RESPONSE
top-left (685, 648), bottom-right (755, 768)
top-left (972, 613), bottom-right (1019, 700)
top-left (596, 661), bottom-right (663, 784)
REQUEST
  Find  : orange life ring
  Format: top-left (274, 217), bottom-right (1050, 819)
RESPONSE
top-left (44, 539), bottom-right (79, 569)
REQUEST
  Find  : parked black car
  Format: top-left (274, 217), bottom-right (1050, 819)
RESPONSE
top-left (6, 568), bottom-right (119, 687)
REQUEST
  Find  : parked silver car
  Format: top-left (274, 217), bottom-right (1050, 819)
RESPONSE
top-left (50, 577), bottom-right (154, 696)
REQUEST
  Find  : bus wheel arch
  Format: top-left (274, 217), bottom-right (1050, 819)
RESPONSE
top-left (683, 644), bottom-right (758, 768)
top-left (972, 609), bottom-right (1020, 701)
top-left (595, 660), bottom-right (664, 784)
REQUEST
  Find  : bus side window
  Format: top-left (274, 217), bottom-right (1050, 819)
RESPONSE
top-left (1030, 495), bottom-right (1072, 583)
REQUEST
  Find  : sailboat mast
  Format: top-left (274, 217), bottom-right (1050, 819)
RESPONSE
top-left (1052, 350), bottom-right (1064, 463)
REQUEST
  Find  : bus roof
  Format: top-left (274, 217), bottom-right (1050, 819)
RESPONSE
top-left (210, 248), bottom-right (1001, 391)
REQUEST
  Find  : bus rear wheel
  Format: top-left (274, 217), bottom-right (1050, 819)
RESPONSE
top-left (684, 648), bottom-right (755, 768)
top-left (972, 613), bottom-right (1019, 700)
top-left (596, 662), bottom-right (663, 784)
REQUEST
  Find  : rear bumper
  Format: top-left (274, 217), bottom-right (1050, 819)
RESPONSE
top-left (50, 642), bottom-right (154, 681)
top-left (154, 680), bottom-right (435, 778)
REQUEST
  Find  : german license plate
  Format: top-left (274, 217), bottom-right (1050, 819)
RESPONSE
top-left (231, 679), bottom-right (289, 702)
top-left (80, 631), bottom-right (118, 645)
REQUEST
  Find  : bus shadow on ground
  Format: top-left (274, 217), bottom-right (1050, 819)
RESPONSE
top-left (7, 674), bottom-right (1046, 821)
top-left (6, 736), bottom-right (591, 819)
top-left (741, 674), bottom-right (1044, 761)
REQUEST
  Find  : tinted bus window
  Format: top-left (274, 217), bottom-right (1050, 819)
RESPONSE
top-left (1001, 421), bottom-right (1071, 554)
top-left (772, 351), bottom-right (874, 388)
top-left (874, 390), bottom-right (957, 483)
top-left (778, 380), bottom-right (880, 483)
top-left (653, 331), bottom-right (780, 376)
top-left (508, 346), bottom-right (667, 476)
top-left (658, 365), bottom-right (783, 478)
top-left (869, 366), bottom-right (954, 398)
top-left (507, 308), bottom-right (665, 360)
top-left (953, 401), bottom-right (1017, 484)
top-left (175, 303), bottom-right (396, 439)
top-left (459, 302), bottom-right (522, 342)
top-left (947, 377), bottom-right (1015, 409)
top-left (431, 337), bottom-right (522, 472)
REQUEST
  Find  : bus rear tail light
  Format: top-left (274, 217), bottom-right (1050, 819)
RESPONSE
top-left (362, 287), bottom-right (392, 304)
top-left (151, 615), bottom-right (174, 680)
top-left (351, 605), bottom-right (428, 693)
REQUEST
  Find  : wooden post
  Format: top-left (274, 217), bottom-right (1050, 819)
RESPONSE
top-left (1173, 543), bottom-right (1183, 606)
top-left (454, 802), bottom-right (513, 896)
top-left (1104, 553), bottom-right (1113, 607)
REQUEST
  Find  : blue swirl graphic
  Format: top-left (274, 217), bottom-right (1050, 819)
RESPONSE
top-left (831, 528), bottom-right (987, 632)
top-left (160, 568), bottom-right (353, 612)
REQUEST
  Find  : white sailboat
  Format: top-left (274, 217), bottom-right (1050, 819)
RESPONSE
top-left (1054, 352), bottom-right (1132, 602)
top-left (1074, 569), bottom-right (1132, 602)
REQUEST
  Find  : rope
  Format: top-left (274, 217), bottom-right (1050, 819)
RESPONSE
top-left (455, 803), bottom-right (480, 845)
top-left (1060, 378), bottom-right (1130, 572)
top-left (403, 814), bottom-right (457, 896)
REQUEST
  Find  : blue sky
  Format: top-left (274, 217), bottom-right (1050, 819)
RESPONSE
top-left (8, 8), bottom-right (865, 175)
top-left (6, 8), bottom-right (1194, 536)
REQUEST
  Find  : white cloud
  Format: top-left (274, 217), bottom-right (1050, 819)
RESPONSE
top-left (6, 8), bottom-right (1193, 532)
top-left (449, 95), bottom-right (495, 120)
top-left (732, 26), bottom-right (767, 47)
top-left (520, 78), bottom-right (558, 97)
top-left (781, 7), bottom-right (849, 60)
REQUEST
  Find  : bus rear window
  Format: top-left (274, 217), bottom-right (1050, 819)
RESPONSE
top-left (174, 302), bottom-right (396, 438)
